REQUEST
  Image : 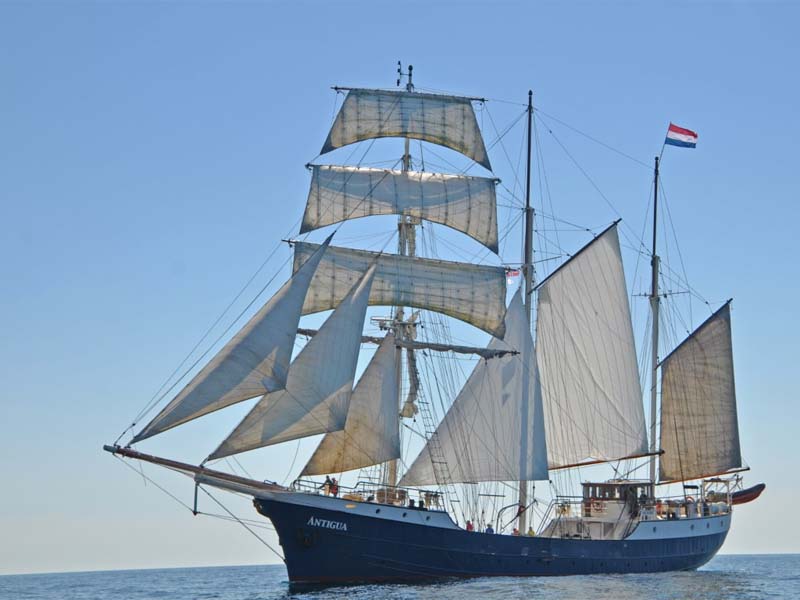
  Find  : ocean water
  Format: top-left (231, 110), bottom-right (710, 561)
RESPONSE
top-left (1, 555), bottom-right (797, 600)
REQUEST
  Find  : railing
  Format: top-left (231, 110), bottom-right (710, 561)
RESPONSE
top-left (537, 491), bottom-right (733, 540)
top-left (290, 477), bottom-right (448, 511)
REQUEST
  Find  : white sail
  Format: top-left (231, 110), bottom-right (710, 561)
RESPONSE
top-left (322, 88), bottom-right (491, 170)
top-left (399, 290), bottom-right (548, 486)
top-left (659, 302), bottom-right (741, 483)
top-left (301, 165), bottom-right (499, 252)
top-left (132, 237), bottom-right (333, 443)
top-left (535, 224), bottom-right (648, 469)
top-left (207, 264), bottom-right (377, 460)
top-left (293, 242), bottom-right (507, 338)
top-left (301, 333), bottom-right (400, 476)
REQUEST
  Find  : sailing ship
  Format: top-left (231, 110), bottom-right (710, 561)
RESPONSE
top-left (104, 65), bottom-right (764, 585)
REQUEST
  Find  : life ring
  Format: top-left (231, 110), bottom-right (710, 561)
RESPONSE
top-left (591, 500), bottom-right (603, 512)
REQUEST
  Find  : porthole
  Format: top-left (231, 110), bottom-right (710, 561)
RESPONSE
top-left (402, 512), bottom-right (407, 518)
top-left (706, 523), bottom-right (710, 529)
top-left (375, 508), bottom-right (381, 514)
top-left (690, 524), bottom-right (695, 530)
top-left (426, 516), bottom-right (430, 521)
top-left (653, 526), bottom-right (657, 533)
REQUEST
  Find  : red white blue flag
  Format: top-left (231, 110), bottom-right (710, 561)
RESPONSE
top-left (665, 123), bottom-right (698, 148)
top-left (505, 268), bottom-right (520, 284)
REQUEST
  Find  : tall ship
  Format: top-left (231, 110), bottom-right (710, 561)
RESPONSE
top-left (105, 65), bottom-right (764, 585)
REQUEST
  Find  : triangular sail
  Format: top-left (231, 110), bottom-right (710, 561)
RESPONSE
top-left (322, 88), bottom-right (491, 170)
top-left (301, 165), bottom-right (499, 252)
top-left (399, 290), bottom-right (548, 486)
top-left (301, 333), bottom-right (400, 476)
top-left (132, 237), bottom-right (333, 443)
top-left (535, 224), bottom-right (648, 469)
top-left (207, 264), bottom-right (377, 460)
top-left (659, 302), bottom-right (741, 483)
top-left (294, 242), bottom-right (507, 338)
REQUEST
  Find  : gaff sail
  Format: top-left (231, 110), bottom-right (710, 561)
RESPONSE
top-left (535, 224), bottom-right (648, 469)
top-left (659, 302), bottom-right (742, 483)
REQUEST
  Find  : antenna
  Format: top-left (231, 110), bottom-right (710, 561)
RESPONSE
top-left (396, 61), bottom-right (414, 92)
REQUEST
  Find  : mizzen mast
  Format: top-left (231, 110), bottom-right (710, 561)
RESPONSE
top-left (648, 155), bottom-right (661, 497)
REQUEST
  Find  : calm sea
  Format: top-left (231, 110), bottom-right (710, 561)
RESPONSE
top-left (1, 555), bottom-right (797, 600)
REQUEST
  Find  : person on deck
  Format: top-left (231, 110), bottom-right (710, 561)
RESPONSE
top-left (320, 475), bottom-right (332, 496)
top-left (527, 526), bottom-right (536, 537)
top-left (419, 499), bottom-right (426, 510)
top-left (512, 527), bottom-right (520, 536)
top-left (330, 478), bottom-right (339, 498)
top-left (485, 523), bottom-right (495, 534)
top-left (466, 520), bottom-right (474, 532)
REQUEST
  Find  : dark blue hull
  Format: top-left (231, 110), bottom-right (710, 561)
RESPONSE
top-left (254, 496), bottom-right (729, 585)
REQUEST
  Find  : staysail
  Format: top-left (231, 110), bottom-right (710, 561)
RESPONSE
top-left (293, 242), bottom-right (507, 337)
top-left (399, 290), bottom-right (548, 486)
top-left (535, 224), bottom-right (648, 469)
top-left (321, 88), bottom-right (492, 170)
top-left (132, 237), bottom-right (333, 443)
top-left (301, 165), bottom-right (499, 252)
top-left (658, 302), bottom-right (741, 483)
top-left (301, 333), bottom-right (400, 475)
top-left (207, 264), bottom-right (377, 460)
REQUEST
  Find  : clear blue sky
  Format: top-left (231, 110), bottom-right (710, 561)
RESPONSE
top-left (2, 1), bottom-right (798, 575)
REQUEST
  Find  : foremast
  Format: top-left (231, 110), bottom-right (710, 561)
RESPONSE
top-left (386, 62), bottom-right (417, 490)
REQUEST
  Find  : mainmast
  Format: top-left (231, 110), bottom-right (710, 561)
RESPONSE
top-left (648, 155), bottom-right (660, 496)
top-left (519, 90), bottom-right (534, 532)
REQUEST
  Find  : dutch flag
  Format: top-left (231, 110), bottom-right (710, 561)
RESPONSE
top-left (665, 123), bottom-right (698, 148)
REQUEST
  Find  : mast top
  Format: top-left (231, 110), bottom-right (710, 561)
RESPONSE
top-left (397, 61), bottom-right (414, 92)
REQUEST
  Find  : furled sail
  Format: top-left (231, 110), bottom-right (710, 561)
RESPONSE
top-left (293, 242), bottom-right (507, 337)
top-left (659, 302), bottom-right (741, 483)
top-left (321, 88), bottom-right (492, 170)
top-left (207, 264), bottom-right (377, 460)
top-left (132, 237), bottom-right (333, 443)
top-left (301, 333), bottom-right (400, 475)
top-left (399, 290), bottom-right (548, 486)
top-left (301, 165), bottom-right (499, 252)
top-left (535, 224), bottom-right (648, 469)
